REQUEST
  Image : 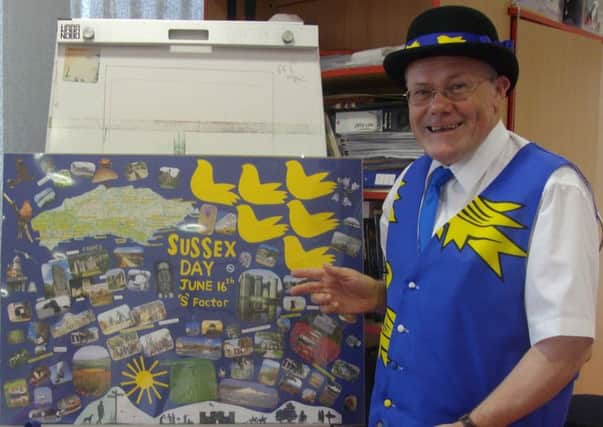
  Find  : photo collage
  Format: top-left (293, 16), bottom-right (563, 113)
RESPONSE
top-left (0, 153), bottom-right (365, 425)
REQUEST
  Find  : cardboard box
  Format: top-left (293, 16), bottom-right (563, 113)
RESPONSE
top-left (563, 0), bottom-right (601, 33)
top-left (518, 0), bottom-right (564, 21)
top-left (582, 0), bottom-right (601, 33)
top-left (563, 0), bottom-right (585, 26)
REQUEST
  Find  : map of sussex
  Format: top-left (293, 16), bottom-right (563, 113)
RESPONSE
top-left (31, 186), bottom-right (194, 249)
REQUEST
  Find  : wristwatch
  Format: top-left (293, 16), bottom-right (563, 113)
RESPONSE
top-left (458, 414), bottom-right (477, 427)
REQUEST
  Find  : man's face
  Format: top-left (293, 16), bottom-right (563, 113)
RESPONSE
top-left (405, 56), bottom-right (510, 165)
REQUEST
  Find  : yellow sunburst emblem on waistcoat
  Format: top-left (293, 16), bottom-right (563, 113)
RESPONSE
top-left (435, 196), bottom-right (527, 278)
top-left (388, 180), bottom-right (405, 223)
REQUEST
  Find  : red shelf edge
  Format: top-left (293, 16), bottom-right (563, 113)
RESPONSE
top-left (363, 190), bottom-right (388, 201)
top-left (508, 6), bottom-right (603, 43)
top-left (321, 65), bottom-right (386, 80)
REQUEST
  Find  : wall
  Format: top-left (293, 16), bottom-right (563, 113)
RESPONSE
top-left (514, 21), bottom-right (600, 183)
top-left (205, 0), bottom-right (273, 20)
top-left (2, 0), bottom-right (70, 153)
top-left (255, 0), bottom-right (433, 50)
top-left (205, 0), bottom-right (228, 19)
top-left (574, 45), bottom-right (603, 395)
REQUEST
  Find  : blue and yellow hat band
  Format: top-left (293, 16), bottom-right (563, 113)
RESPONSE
top-left (403, 32), bottom-right (514, 51)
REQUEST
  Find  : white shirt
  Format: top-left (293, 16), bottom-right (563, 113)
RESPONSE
top-left (380, 120), bottom-right (600, 345)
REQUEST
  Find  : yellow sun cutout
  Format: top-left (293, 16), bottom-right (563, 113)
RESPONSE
top-left (436, 196), bottom-right (527, 278)
top-left (120, 356), bottom-right (169, 405)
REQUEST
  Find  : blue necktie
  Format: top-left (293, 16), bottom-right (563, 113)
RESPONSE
top-left (419, 166), bottom-right (453, 251)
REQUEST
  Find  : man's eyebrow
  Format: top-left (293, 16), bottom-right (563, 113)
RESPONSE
top-left (407, 72), bottom-right (469, 87)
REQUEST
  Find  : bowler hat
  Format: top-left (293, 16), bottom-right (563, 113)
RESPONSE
top-left (383, 6), bottom-right (518, 92)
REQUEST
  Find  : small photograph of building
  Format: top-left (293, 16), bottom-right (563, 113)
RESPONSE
top-left (237, 269), bottom-right (281, 322)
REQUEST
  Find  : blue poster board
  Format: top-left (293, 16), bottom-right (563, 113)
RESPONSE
top-left (0, 154), bottom-right (364, 425)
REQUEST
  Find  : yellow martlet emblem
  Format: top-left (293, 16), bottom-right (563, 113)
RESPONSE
top-left (437, 35), bottom-right (467, 44)
top-left (388, 180), bottom-right (405, 223)
top-left (384, 261), bottom-right (393, 288)
top-left (436, 196), bottom-right (527, 278)
top-left (404, 40), bottom-right (421, 49)
top-left (378, 307), bottom-right (396, 366)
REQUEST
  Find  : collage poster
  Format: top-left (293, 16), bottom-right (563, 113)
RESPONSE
top-left (0, 154), bottom-right (365, 425)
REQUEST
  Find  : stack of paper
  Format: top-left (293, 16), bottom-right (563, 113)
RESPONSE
top-left (338, 132), bottom-right (422, 159)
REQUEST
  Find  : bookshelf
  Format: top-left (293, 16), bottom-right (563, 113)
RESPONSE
top-left (322, 66), bottom-right (399, 96)
top-left (321, 65), bottom-right (414, 201)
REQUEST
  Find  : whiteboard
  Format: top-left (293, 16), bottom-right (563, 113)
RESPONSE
top-left (46, 19), bottom-right (326, 156)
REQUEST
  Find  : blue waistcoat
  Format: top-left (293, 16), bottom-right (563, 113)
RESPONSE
top-left (369, 143), bottom-right (574, 427)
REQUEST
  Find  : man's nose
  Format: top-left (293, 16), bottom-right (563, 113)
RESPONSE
top-left (429, 90), bottom-right (452, 109)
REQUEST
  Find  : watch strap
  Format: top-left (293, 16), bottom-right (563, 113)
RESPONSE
top-left (459, 413), bottom-right (477, 427)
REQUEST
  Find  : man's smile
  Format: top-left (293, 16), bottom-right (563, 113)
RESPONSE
top-left (426, 122), bottom-right (462, 133)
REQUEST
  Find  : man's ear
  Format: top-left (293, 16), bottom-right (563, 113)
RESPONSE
top-left (496, 75), bottom-right (512, 98)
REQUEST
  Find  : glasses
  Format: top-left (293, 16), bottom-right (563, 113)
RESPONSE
top-left (403, 79), bottom-right (493, 106)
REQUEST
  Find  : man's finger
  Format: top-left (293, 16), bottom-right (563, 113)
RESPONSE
top-left (323, 264), bottom-right (352, 281)
top-left (310, 292), bottom-right (332, 306)
top-left (289, 281), bottom-right (321, 296)
top-left (320, 299), bottom-right (340, 314)
top-left (291, 268), bottom-right (324, 281)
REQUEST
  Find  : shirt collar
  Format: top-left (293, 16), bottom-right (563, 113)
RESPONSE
top-left (428, 120), bottom-right (509, 191)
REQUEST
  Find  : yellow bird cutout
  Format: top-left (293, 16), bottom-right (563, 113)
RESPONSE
top-left (236, 204), bottom-right (288, 243)
top-left (283, 235), bottom-right (335, 270)
top-left (287, 199), bottom-right (339, 238)
top-left (285, 160), bottom-right (336, 200)
top-left (190, 159), bottom-right (240, 206)
top-left (238, 163), bottom-right (287, 205)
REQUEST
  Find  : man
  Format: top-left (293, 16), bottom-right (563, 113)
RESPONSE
top-left (291, 6), bottom-right (600, 427)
